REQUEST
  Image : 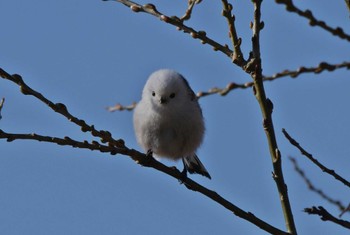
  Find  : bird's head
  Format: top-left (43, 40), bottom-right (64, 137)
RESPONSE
top-left (142, 69), bottom-right (196, 110)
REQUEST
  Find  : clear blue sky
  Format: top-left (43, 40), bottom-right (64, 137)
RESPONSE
top-left (1, 1), bottom-right (350, 234)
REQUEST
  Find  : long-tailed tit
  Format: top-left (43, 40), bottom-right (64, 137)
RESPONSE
top-left (133, 69), bottom-right (211, 179)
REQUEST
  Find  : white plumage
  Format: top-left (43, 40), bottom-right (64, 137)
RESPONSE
top-left (133, 69), bottom-right (211, 179)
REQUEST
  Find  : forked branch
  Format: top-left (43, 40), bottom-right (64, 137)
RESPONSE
top-left (304, 206), bottom-right (350, 229)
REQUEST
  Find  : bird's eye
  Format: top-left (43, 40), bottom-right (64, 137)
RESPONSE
top-left (152, 91), bottom-right (156, 97)
top-left (169, 93), bottom-right (176, 99)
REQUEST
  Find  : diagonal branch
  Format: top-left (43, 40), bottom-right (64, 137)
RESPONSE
top-left (340, 204), bottom-right (350, 218)
top-left (275, 0), bottom-right (350, 42)
top-left (0, 67), bottom-right (291, 235)
top-left (105, 0), bottom-right (237, 63)
top-left (304, 206), bottom-right (350, 229)
top-left (0, 68), bottom-right (125, 149)
top-left (289, 157), bottom-right (347, 213)
top-left (282, 129), bottom-right (350, 188)
top-left (0, 131), bottom-right (291, 235)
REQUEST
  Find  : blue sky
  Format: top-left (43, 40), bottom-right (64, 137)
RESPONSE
top-left (1, 1), bottom-right (350, 234)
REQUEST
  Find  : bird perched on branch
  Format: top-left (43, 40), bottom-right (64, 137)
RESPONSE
top-left (133, 69), bottom-right (211, 179)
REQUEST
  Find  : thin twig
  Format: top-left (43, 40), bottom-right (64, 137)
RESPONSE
top-left (221, 0), bottom-right (246, 66)
top-left (106, 102), bottom-right (137, 112)
top-left (199, 60), bottom-right (350, 97)
top-left (0, 68), bottom-right (125, 149)
top-left (107, 60), bottom-right (350, 111)
top-left (289, 157), bottom-right (346, 213)
top-left (105, 0), bottom-right (236, 63)
top-left (340, 203), bottom-right (350, 218)
top-left (282, 129), bottom-right (350, 189)
top-left (304, 206), bottom-right (350, 229)
top-left (275, 0), bottom-right (350, 42)
top-left (197, 82), bottom-right (251, 97)
top-left (0, 67), bottom-right (291, 235)
top-left (0, 130), bottom-right (119, 154)
top-left (250, 1), bottom-right (297, 234)
top-left (180, 0), bottom-right (202, 22)
top-left (264, 61), bottom-right (350, 81)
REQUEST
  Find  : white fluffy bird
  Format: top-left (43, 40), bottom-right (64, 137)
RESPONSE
top-left (133, 69), bottom-right (211, 179)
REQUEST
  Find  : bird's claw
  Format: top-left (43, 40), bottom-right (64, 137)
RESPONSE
top-left (139, 149), bottom-right (154, 167)
top-left (178, 168), bottom-right (188, 184)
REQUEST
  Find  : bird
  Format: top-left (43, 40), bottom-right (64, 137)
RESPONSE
top-left (133, 69), bottom-right (211, 179)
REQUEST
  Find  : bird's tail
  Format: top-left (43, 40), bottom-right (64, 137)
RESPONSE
top-left (182, 154), bottom-right (211, 179)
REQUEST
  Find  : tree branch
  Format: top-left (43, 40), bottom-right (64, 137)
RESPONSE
top-left (0, 68), bottom-right (125, 149)
top-left (0, 66), bottom-right (291, 235)
top-left (289, 157), bottom-right (347, 213)
top-left (340, 204), bottom-right (350, 218)
top-left (105, 0), bottom-right (235, 61)
top-left (282, 129), bottom-right (350, 189)
top-left (264, 61), bottom-right (350, 81)
top-left (221, 0), bottom-right (246, 66)
top-left (275, 0), bottom-right (350, 42)
top-left (106, 102), bottom-right (137, 112)
top-left (250, 1), bottom-right (297, 234)
top-left (304, 206), bottom-right (350, 230)
top-left (180, 0), bottom-right (201, 22)
top-left (0, 129), bottom-right (120, 154)
top-left (107, 60), bottom-right (350, 111)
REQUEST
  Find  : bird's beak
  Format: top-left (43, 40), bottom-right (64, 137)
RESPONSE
top-left (159, 97), bottom-right (167, 104)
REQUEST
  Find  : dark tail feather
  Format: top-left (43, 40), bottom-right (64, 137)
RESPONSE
top-left (182, 154), bottom-right (211, 179)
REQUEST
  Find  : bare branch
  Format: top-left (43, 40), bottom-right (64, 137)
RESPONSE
top-left (304, 206), bottom-right (350, 229)
top-left (199, 59), bottom-right (350, 96)
top-left (264, 61), bottom-right (350, 81)
top-left (221, 0), bottom-right (246, 66)
top-left (289, 157), bottom-right (347, 213)
top-left (180, 0), bottom-right (202, 22)
top-left (0, 68), bottom-right (125, 149)
top-left (106, 102), bottom-right (137, 112)
top-left (0, 66), bottom-right (291, 235)
top-left (0, 129), bottom-right (292, 235)
top-left (105, 0), bottom-right (235, 61)
top-left (282, 129), bottom-right (350, 188)
top-left (0, 129), bottom-right (120, 154)
top-left (340, 203), bottom-right (350, 218)
top-left (108, 60), bottom-right (350, 111)
top-left (275, 0), bottom-right (350, 42)
top-left (197, 82), bottom-right (251, 97)
top-left (0, 131), bottom-right (290, 235)
top-left (250, 1), bottom-right (297, 234)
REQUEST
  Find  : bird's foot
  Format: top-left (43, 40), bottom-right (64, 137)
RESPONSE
top-left (138, 149), bottom-right (155, 167)
top-left (178, 168), bottom-right (188, 184)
